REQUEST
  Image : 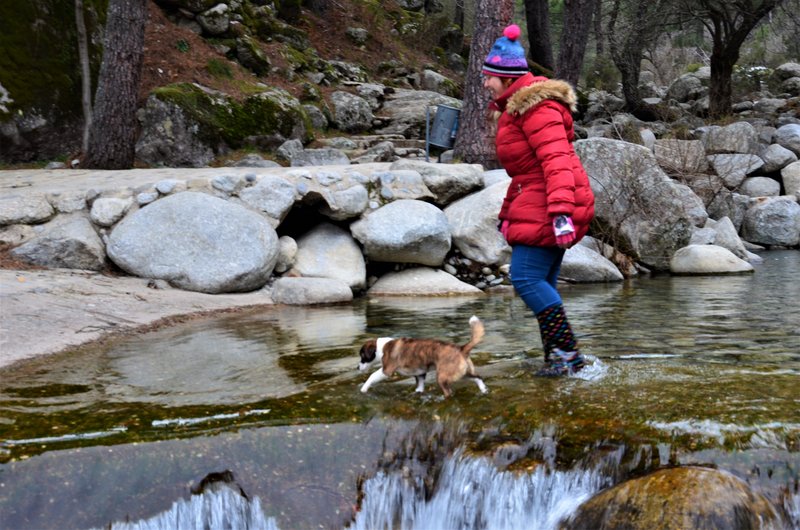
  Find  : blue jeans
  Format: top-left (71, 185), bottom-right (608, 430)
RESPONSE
top-left (509, 245), bottom-right (565, 315)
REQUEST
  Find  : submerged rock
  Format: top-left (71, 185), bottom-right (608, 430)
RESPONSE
top-left (562, 466), bottom-right (782, 530)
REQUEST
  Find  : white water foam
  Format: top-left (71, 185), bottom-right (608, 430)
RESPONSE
top-left (348, 452), bottom-right (609, 530)
top-left (786, 489), bottom-right (800, 529)
top-left (3, 426), bottom-right (127, 446)
top-left (617, 353), bottom-right (680, 359)
top-left (151, 409), bottom-right (271, 427)
top-left (647, 419), bottom-right (800, 447)
top-left (571, 354), bottom-right (608, 381)
top-left (94, 485), bottom-right (279, 530)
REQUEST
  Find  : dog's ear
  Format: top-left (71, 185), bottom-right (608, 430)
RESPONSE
top-left (360, 340), bottom-right (378, 363)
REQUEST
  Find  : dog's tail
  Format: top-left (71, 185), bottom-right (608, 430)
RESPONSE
top-left (461, 315), bottom-right (485, 356)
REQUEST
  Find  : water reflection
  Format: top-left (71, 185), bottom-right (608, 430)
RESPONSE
top-left (1, 251), bottom-right (799, 529)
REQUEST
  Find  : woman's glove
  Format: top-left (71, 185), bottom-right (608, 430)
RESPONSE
top-left (553, 215), bottom-right (575, 248)
top-left (498, 220), bottom-right (510, 239)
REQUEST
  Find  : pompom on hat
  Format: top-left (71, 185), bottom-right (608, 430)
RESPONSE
top-left (482, 24), bottom-right (529, 78)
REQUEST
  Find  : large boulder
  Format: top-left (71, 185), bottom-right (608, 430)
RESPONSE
top-left (107, 192), bottom-right (279, 293)
top-left (561, 244), bottom-right (624, 282)
top-left (368, 267), bottom-right (482, 296)
top-left (444, 180), bottom-right (510, 266)
top-left (575, 138), bottom-right (693, 270)
top-left (389, 160), bottom-right (484, 205)
top-left (350, 199), bottom-right (451, 266)
top-left (136, 83), bottom-right (312, 167)
top-left (741, 196), bottom-right (800, 247)
top-left (11, 214), bottom-right (106, 270)
top-left (0, 193), bottom-right (55, 226)
top-left (330, 91), bottom-right (374, 133)
top-left (563, 466), bottom-right (782, 530)
top-left (670, 245), bottom-right (754, 275)
top-left (375, 89), bottom-right (461, 138)
top-left (289, 223), bottom-right (366, 290)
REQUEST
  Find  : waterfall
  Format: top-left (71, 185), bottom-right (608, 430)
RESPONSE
top-left (787, 489), bottom-right (800, 529)
top-left (96, 485), bottom-right (279, 530)
top-left (348, 451), bottom-right (610, 530)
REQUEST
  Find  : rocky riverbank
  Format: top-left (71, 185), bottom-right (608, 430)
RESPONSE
top-left (0, 268), bottom-right (272, 369)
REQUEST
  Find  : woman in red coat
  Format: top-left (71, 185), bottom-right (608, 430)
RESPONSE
top-left (483, 24), bottom-right (595, 376)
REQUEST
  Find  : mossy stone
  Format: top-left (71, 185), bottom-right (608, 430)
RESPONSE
top-left (151, 82), bottom-right (313, 149)
top-left (562, 466), bottom-right (782, 530)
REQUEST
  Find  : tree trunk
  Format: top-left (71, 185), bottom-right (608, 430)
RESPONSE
top-left (708, 41), bottom-right (737, 118)
top-left (84, 0), bottom-right (147, 169)
top-left (524, 0), bottom-right (555, 72)
top-left (453, 0), bottom-right (514, 168)
top-left (556, 0), bottom-right (597, 85)
top-left (454, 0), bottom-right (465, 29)
top-left (593, 0), bottom-right (604, 56)
top-left (700, 0), bottom-right (783, 118)
top-left (75, 0), bottom-right (92, 153)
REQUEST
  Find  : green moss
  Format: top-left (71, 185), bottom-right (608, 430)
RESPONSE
top-left (0, 0), bottom-right (106, 118)
top-left (152, 82), bottom-right (313, 148)
top-left (206, 58), bottom-right (234, 79)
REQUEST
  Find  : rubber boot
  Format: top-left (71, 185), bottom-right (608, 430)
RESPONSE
top-left (535, 304), bottom-right (585, 376)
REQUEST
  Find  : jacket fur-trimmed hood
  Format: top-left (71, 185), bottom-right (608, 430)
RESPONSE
top-left (506, 78), bottom-right (578, 116)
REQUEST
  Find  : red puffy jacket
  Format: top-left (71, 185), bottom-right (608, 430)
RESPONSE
top-left (494, 73), bottom-right (594, 247)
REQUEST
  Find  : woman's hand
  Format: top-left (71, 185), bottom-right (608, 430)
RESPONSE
top-left (553, 215), bottom-right (575, 248)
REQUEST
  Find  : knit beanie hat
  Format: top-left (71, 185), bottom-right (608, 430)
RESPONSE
top-left (482, 24), bottom-right (528, 78)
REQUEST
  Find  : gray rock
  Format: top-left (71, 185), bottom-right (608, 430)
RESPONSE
top-left (374, 170), bottom-right (435, 202)
top-left (271, 277), bottom-right (353, 305)
top-left (444, 180), bottom-right (511, 266)
top-left (707, 154), bottom-right (764, 188)
top-left (673, 182), bottom-right (709, 227)
top-left (350, 199), bottom-right (451, 266)
top-left (11, 214), bottom-right (105, 270)
top-left (238, 175), bottom-right (297, 226)
top-left (90, 197), bottom-right (133, 227)
top-left (330, 91), bottom-right (373, 133)
top-left (277, 139), bottom-right (304, 163)
top-left (699, 122), bottom-right (759, 154)
top-left (368, 267), bottom-right (482, 295)
top-left (781, 161), bottom-right (800, 196)
top-left (107, 192), bottom-right (278, 293)
top-left (231, 154), bottom-right (281, 168)
top-left (706, 217), bottom-right (748, 259)
top-left (196, 3), bottom-right (230, 35)
top-left (670, 245), bottom-right (754, 275)
top-left (389, 159), bottom-right (484, 205)
top-left (653, 139), bottom-right (708, 174)
top-left (760, 143), bottom-right (797, 173)
top-left (376, 89), bottom-right (461, 138)
top-left (290, 147), bottom-right (350, 167)
top-left (274, 235), bottom-right (297, 274)
top-left (739, 176), bottom-right (781, 198)
top-left (561, 244), bottom-right (624, 282)
top-left (289, 223), bottom-right (366, 290)
top-left (741, 196), bottom-right (800, 247)
top-left (575, 138), bottom-right (693, 270)
top-left (47, 191), bottom-right (86, 214)
top-left (0, 224), bottom-right (37, 246)
top-left (775, 124), bottom-right (800, 156)
top-left (0, 193), bottom-right (54, 226)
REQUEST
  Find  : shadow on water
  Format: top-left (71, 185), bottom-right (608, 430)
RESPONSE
top-left (1, 251), bottom-right (799, 529)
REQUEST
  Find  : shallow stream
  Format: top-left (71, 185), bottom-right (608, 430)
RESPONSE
top-left (1, 251), bottom-right (799, 529)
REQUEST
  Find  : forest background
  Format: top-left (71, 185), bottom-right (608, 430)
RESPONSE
top-left (0, 0), bottom-right (798, 169)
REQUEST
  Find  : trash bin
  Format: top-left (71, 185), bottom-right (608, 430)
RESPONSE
top-left (427, 104), bottom-right (461, 149)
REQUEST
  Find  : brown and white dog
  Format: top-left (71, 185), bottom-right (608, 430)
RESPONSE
top-left (358, 315), bottom-right (488, 397)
